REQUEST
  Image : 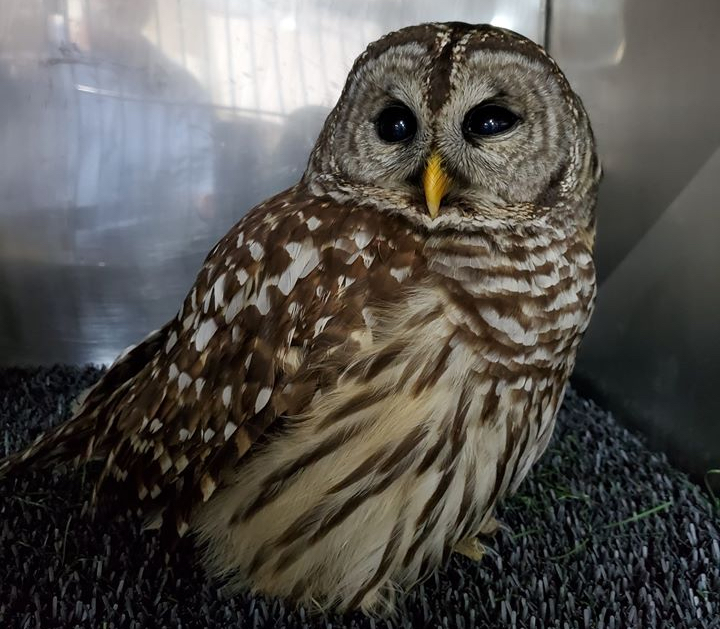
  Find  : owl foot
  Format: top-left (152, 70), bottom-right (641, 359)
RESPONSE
top-left (453, 536), bottom-right (487, 562)
top-left (453, 516), bottom-right (504, 561)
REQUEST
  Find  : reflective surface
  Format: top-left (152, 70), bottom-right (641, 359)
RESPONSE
top-left (0, 0), bottom-right (545, 366)
top-left (550, 0), bottom-right (720, 480)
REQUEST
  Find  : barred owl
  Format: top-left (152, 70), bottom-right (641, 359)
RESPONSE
top-left (0, 22), bottom-right (599, 613)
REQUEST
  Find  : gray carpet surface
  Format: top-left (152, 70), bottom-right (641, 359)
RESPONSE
top-left (0, 366), bottom-right (718, 629)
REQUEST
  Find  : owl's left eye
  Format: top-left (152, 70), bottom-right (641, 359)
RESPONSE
top-left (463, 103), bottom-right (520, 139)
top-left (376, 104), bottom-right (417, 143)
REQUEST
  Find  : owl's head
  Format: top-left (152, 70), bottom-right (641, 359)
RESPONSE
top-left (304, 22), bottom-right (600, 232)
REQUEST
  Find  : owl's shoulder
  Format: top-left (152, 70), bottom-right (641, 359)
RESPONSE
top-left (192, 188), bottom-right (433, 309)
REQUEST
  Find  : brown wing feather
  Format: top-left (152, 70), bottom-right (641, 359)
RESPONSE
top-left (0, 325), bottom-right (170, 477)
top-left (0, 186), bottom-right (424, 537)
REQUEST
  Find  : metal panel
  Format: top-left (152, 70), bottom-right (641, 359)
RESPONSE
top-left (0, 0), bottom-right (545, 366)
top-left (550, 0), bottom-right (720, 481)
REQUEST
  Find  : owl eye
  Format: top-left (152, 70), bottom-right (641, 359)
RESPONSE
top-left (376, 104), bottom-right (417, 143)
top-left (463, 104), bottom-right (520, 139)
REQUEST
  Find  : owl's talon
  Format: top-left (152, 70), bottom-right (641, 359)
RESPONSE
top-left (481, 516), bottom-right (502, 537)
top-left (453, 536), bottom-right (486, 562)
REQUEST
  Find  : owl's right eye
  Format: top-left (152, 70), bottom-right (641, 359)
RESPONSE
top-left (376, 104), bottom-right (417, 143)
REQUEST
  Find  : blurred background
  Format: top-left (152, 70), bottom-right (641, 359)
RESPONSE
top-left (0, 1), bottom-right (717, 487)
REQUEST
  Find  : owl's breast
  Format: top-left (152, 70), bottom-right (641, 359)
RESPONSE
top-left (192, 222), bottom-right (595, 608)
top-left (413, 226), bottom-right (596, 502)
top-left (423, 227), bottom-right (596, 372)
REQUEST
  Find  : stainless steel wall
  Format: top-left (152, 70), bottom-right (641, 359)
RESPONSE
top-left (2, 1), bottom-right (718, 481)
top-left (0, 0), bottom-right (545, 366)
top-left (550, 0), bottom-right (720, 482)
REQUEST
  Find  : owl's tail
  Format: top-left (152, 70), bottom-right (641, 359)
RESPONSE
top-left (0, 408), bottom-right (97, 480)
top-left (0, 325), bottom-right (170, 482)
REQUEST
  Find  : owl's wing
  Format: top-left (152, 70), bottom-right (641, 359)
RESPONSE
top-left (0, 187), bottom-right (421, 536)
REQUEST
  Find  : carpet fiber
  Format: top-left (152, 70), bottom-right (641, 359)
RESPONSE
top-left (1, 366), bottom-right (718, 628)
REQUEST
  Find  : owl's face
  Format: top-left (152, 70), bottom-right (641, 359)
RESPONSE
top-left (306, 23), bottom-right (599, 231)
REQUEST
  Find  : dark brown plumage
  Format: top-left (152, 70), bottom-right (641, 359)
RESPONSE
top-left (0, 22), bottom-right (599, 613)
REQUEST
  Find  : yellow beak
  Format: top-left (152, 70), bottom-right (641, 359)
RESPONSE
top-left (422, 152), bottom-right (452, 219)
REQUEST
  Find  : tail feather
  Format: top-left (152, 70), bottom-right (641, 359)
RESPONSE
top-left (0, 412), bottom-right (97, 479)
top-left (0, 325), bottom-right (170, 482)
